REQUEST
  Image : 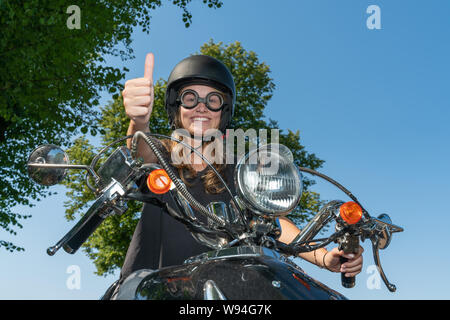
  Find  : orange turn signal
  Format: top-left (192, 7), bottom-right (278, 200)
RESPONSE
top-left (147, 169), bottom-right (172, 194)
top-left (339, 201), bottom-right (363, 225)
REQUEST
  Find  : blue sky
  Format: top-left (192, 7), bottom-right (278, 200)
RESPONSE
top-left (1, 0), bottom-right (450, 299)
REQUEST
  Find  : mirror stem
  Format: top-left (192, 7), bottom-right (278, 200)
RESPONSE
top-left (28, 163), bottom-right (100, 183)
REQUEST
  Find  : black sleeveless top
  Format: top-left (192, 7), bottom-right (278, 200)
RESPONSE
top-left (119, 139), bottom-right (237, 281)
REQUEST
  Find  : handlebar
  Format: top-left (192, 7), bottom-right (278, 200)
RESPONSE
top-left (30, 132), bottom-right (403, 293)
top-left (285, 199), bottom-right (403, 292)
top-left (338, 234), bottom-right (359, 289)
top-left (47, 179), bottom-right (127, 256)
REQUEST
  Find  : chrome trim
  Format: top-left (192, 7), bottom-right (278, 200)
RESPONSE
top-left (97, 146), bottom-right (136, 188)
top-left (228, 196), bottom-right (247, 226)
top-left (184, 245), bottom-right (281, 264)
top-left (292, 200), bottom-right (343, 245)
top-left (375, 214), bottom-right (392, 250)
top-left (233, 144), bottom-right (303, 217)
top-left (46, 178), bottom-right (126, 256)
top-left (203, 280), bottom-right (227, 300)
top-left (172, 190), bottom-right (197, 222)
top-left (206, 202), bottom-right (229, 226)
top-left (272, 280), bottom-right (281, 288)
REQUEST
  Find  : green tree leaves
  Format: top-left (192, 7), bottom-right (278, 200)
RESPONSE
top-left (0, 0), bottom-right (223, 252)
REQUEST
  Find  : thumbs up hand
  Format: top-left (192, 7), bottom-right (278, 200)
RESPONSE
top-left (122, 53), bottom-right (155, 129)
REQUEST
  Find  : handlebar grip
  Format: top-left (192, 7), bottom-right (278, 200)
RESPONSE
top-left (63, 213), bottom-right (105, 254)
top-left (340, 256), bottom-right (356, 288)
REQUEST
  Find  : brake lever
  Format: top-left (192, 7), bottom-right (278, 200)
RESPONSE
top-left (370, 236), bottom-right (398, 292)
top-left (361, 215), bottom-right (404, 292)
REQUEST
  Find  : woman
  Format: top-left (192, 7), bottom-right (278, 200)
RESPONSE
top-left (111, 53), bottom-right (363, 299)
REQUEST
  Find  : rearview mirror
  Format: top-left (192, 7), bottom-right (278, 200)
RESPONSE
top-left (376, 213), bottom-right (393, 250)
top-left (27, 144), bottom-right (69, 186)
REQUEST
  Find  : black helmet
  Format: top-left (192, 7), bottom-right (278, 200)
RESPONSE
top-left (165, 55), bottom-right (236, 132)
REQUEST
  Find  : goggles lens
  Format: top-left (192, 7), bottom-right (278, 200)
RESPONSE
top-left (180, 89), bottom-right (224, 111)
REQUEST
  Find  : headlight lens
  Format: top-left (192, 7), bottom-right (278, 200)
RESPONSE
top-left (234, 144), bottom-right (303, 217)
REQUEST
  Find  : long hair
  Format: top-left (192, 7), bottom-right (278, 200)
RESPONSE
top-left (160, 110), bottom-right (227, 194)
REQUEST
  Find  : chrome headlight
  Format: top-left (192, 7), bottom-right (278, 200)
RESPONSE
top-left (234, 144), bottom-right (303, 217)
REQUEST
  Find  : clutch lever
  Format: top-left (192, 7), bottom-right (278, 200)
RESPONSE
top-left (362, 215), bottom-right (404, 292)
top-left (47, 178), bottom-right (127, 256)
top-left (370, 236), bottom-right (398, 292)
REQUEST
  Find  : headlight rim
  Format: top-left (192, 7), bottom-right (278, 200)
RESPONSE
top-left (233, 144), bottom-right (303, 217)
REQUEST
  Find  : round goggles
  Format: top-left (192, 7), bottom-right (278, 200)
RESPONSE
top-left (178, 89), bottom-right (224, 112)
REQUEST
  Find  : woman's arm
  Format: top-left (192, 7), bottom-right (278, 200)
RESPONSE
top-left (277, 217), bottom-right (328, 268)
top-left (126, 121), bottom-right (157, 164)
top-left (277, 216), bottom-right (364, 277)
top-left (123, 53), bottom-right (158, 164)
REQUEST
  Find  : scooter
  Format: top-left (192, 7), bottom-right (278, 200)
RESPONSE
top-left (27, 131), bottom-right (403, 300)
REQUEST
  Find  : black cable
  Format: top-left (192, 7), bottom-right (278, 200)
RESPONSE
top-left (86, 132), bottom-right (245, 225)
top-left (140, 132), bottom-right (244, 222)
top-left (132, 131), bottom-right (226, 227)
top-left (298, 166), bottom-right (371, 220)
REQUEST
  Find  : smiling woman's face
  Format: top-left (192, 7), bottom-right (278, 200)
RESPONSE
top-left (179, 84), bottom-right (222, 136)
